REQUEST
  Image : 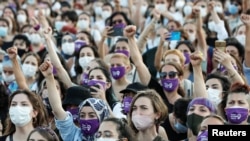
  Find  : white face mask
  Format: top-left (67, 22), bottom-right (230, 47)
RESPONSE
top-left (2, 73), bottom-right (15, 83)
top-left (9, 106), bottom-right (32, 127)
top-left (17, 14), bottom-right (27, 23)
top-left (188, 33), bottom-right (196, 42)
top-left (235, 34), bottom-right (246, 46)
top-left (55, 21), bottom-right (67, 32)
top-left (30, 34), bottom-right (42, 44)
top-left (208, 21), bottom-right (216, 32)
top-left (207, 88), bottom-right (221, 106)
top-left (169, 40), bottom-right (178, 49)
top-left (27, 0), bottom-right (36, 5)
top-left (75, 9), bottom-right (83, 16)
top-left (79, 56), bottom-right (95, 69)
top-left (94, 6), bottom-right (103, 16)
top-left (199, 6), bottom-right (207, 17)
top-left (101, 11), bottom-right (111, 20)
top-left (96, 138), bottom-right (117, 141)
top-left (175, 0), bottom-right (185, 9)
top-left (120, 0), bottom-right (128, 7)
top-left (140, 5), bottom-right (148, 16)
top-left (155, 4), bottom-right (167, 13)
top-left (132, 114), bottom-right (154, 131)
top-left (214, 6), bottom-right (223, 13)
top-left (52, 1), bottom-right (61, 11)
top-left (77, 20), bottom-right (89, 30)
top-left (22, 64), bottom-right (37, 77)
top-left (62, 42), bottom-right (75, 55)
top-left (183, 5), bottom-right (192, 16)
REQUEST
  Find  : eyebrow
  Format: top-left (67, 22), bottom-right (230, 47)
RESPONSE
top-left (211, 84), bottom-right (219, 87)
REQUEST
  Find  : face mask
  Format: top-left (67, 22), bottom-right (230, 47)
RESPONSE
top-left (0, 27), bottom-right (8, 37)
top-left (122, 96), bottom-right (133, 114)
top-left (174, 120), bottom-right (187, 133)
top-left (101, 11), bottom-right (111, 20)
top-left (30, 34), bottom-right (42, 44)
top-left (17, 14), bottom-right (27, 23)
top-left (67, 107), bottom-right (79, 122)
top-left (55, 21), bottom-right (67, 32)
top-left (52, 65), bottom-right (57, 75)
top-left (140, 6), bottom-right (148, 15)
top-left (169, 40), bottom-right (178, 50)
top-left (120, 0), bottom-right (128, 7)
top-left (132, 114), bottom-right (154, 131)
top-left (96, 138), bottom-right (117, 141)
top-left (2, 73), bottom-right (15, 83)
top-left (110, 66), bottom-right (126, 80)
top-left (197, 130), bottom-right (208, 141)
top-left (183, 52), bottom-right (190, 65)
top-left (155, 4), bottom-right (167, 13)
top-left (87, 79), bottom-right (106, 90)
top-left (199, 7), bottom-right (207, 17)
top-left (52, 1), bottom-right (61, 11)
top-left (81, 73), bottom-right (89, 85)
top-left (189, 33), bottom-right (196, 42)
top-left (75, 9), bottom-right (82, 16)
top-left (235, 34), bottom-right (246, 46)
top-left (75, 40), bottom-right (87, 52)
top-left (161, 78), bottom-right (179, 92)
top-left (208, 21), bottom-right (216, 32)
top-left (62, 42), bottom-right (75, 55)
top-left (42, 9), bottom-right (51, 17)
top-left (207, 88), bottom-right (221, 106)
top-left (79, 56), bottom-right (95, 69)
top-left (79, 119), bottom-right (99, 135)
top-left (94, 6), bottom-right (102, 16)
top-left (175, 0), bottom-right (185, 9)
top-left (214, 6), bottom-right (223, 13)
top-left (225, 106), bottom-right (249, 124)
top-left (228, 4), bottom-right (238, 15)
top-left (77, 20), bottom-right (89, 30)
top-left (115, 50), bottom-right (130, 57)
top-left (9, 106), bottom-right (32, 127)
top-left (186, 113), bottom-right (204, 136)
top-left (183, 5), bottom-right (192, 16)
top-left (27, 0), bottom-right (36, 5)
top-left (22, 64), bottom-right (37, 77)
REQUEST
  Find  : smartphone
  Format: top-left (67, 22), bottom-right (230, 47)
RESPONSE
top-left (3, 55), bottom-right (10, 62)
top-left (108, 24), bottom-right (125, 37)
top-left (215, 40), bottom-right (226, 52)
top-left (166, 31), bottom-right (181, 41)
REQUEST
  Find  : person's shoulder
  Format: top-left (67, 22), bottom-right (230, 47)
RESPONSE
top-left (153, 135), bottom-right (167, 141)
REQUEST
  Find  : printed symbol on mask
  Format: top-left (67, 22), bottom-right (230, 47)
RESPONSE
top-left (231, 113), bottom-right (241, 119)
top-left (201, 136), bottom-right (208, 141)
top-left (82, 124), bottom-right (91, 131)
top-left (112, 71), bottom-right (120, 76)
top-left (72, 114), bottom-right (78, 120)
top-left (164, 82), bottom-right (173, 88)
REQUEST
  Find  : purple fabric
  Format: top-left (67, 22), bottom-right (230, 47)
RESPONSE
top-left (81, 73), bottom-right (89, 85)
top-left (225, 107), bottom-right (248, 124)
top-left (197, 130), bottom-right (208, 141)
top-left (79, 119), bottom-right (100, 135)
top-left (184, 52), bottom-right (190, 65)
top-left (87, 80), bottom-right (106, 89)
top-left (75, 40), bottom-right (87, 52)
top-left (115, 50), bottom-right (130, 57)
top-left (122, 96), bottom-right (133, 114)
top-left (114, 23), bottom-right (126, 28)
top-left (110, 66), bottom-right (126, 80)
top-left (161, 78), bottom-right (179, 92)
top-left (67, 107), bottom-right (79, 121)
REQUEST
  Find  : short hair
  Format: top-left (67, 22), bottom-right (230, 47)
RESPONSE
top-left (128, 89), bottom-right (168, 133)
top-left (110, 53), bottom-right (130, 66)
top-left (27, 126), bottom-right (60, 141)
top-left (61, 10), bottom-right (78, 23)
top-left (173, 98), bottom-right (192, 123)
top-left (163, 49), bottom-right (185, 65)
top-left (205, 73), bottom-right (231, 93)
top-left (13, 34), bottom-right (31, 49)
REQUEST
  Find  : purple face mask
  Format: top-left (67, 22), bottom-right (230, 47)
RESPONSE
top-left (115, 50), bottom-right (130, 57)
top-left (67, 107), bottom-right (79, 122)
top-left (184, 52), bottom-right (190, 65)
top-left (75, 40), bottom-right (87, 52)
top-left (87, 79), bottom-right (106, 89)
top-left (81, 73), bottom-right (89, 86)
top-left (219, 64), bottom-right (238, 72)
top-left (114, 23), bottom-right (126, 28)
top-left (110, 66), bottom-right (126, 80)
top-left (161, 78), bottom-right (179, 92)
top-left (122, 96), bottom-right (133, 114)
top-left (225, 106), bottom-right (249, 124)
top-left (79, 119), bottom-right (100, 136)
top-left (52, 66), bottom-right (57, 75)
top-left (197, 130), bottom-right (208, 141)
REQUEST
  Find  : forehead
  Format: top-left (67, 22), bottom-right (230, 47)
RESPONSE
top-left (62, 35), bottom-right (73, 40)
top-left (99, 121), bottom-right (117, 132)
top-left (81, 106), bottom-right (95, 113)
top-left (206, 78), bottom-right (221, 86)
top-left (12, 93), bottom-right (30, 102)
top-left (112, 14), bottom-right (124, 21)
top-left (190, 104), bottom-right (209, 110)
top-left (227, 93), bottom-right (248, 101)
top-left (80, 47), bottom-right (94, 54)
top-left (178, 44), bottom-right (190, 51)
top-left (161, 64), bottom-right (177, 72)
top-left (134, 96), bottom-right (152, 106)
top-left (79, 14), bottom-right (89, 19)
top-left (89, 69), bottom-right (104, 76)
top-left (3, 66), bottom-right (13, 70)
top-left (110, 57), bottom-right (124, 63)
top-left (165, 54), bottom-right (180, 60)
top-left (24, 55), bottom-right (37, 62)
top-left (116, 41), bottom-right (128, 46)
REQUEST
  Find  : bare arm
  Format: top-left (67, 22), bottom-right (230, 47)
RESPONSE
top-left (40, 61), bottom-right (67, 120)
top-left (98, 26), bottom-right (112, 59)
top-left (7, 47), bottom-right (29, 89)
top-left (241, 14), bottom-right (250, 67)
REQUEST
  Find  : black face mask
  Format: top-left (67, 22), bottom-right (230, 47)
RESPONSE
top-left (186, 113), bottom-right (204, 136)
top-left (17, 48), bottom-right (27, 58)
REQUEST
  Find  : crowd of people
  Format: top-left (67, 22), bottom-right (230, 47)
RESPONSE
top-left (0, 0), bottom-right (250, 141)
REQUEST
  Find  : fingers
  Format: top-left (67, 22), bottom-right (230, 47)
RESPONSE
top-left (39, 61), bottom-right (52, 72)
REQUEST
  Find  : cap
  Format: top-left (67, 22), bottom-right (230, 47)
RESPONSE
top-left (120, 82), bottom-right (148, 94)
top-left (62, 86), bottom-right (91, 107)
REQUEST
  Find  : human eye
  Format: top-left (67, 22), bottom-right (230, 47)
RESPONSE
top-left (189, 107), bottom-right (194, 111)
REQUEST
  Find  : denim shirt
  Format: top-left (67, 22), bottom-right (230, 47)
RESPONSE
top-left (55, 112), bottom-right (83, 141)
top-left (243, 61), bottom-right (250, 85)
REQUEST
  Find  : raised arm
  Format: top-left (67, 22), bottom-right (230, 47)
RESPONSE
top-left (242, 0), bottom-right (250, 13)
top-left (39, 61), bottom-right (67, 120)
top-left (98, 26), bottom-right (113, 59)
top-left (190, 51), bottom-right (207, 98)
top-left (114, 0), bottom-right (121, 12)
top-left (124, 25), bottom-right (151, 85)
top-left (241, 14), bottom-right (250, 67)
top-left (7, 47), bottom-right (29, 89)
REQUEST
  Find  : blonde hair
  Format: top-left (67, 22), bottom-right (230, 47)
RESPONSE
top-left (163, 49), bottom-right (185, 65)
top-left (110, 53), bottom-right (130, 66)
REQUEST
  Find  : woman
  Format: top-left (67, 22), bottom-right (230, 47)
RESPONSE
top-left (0, 83), bottom-right (9, 135)
top-left (27, 126), bottom-right (60, 141)
top-left (0, 17), bottom-right (15, 51)
top-left (128, 89), bottom-right (168, 141)
top-left (39, 61), bottom-right (110, 141)
top-left (96, 117), bottom-right (137, 141)
top-left (219, 82), bottom-right (250, 125)
top-left (226, 0), bottom-right (243, 32)
top-left (0, 89), bottom-right (48, 141)
top-left (196, 114), bottom-right (225, 141)
top-left (16, 9), bottom-right (29, 30)
top-left (186, 97), bottom-right (217, 140)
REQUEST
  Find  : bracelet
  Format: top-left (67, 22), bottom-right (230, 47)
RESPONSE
top-left (34, 24), bottom-right (41, 31)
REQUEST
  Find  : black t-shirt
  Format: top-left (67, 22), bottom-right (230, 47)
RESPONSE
top-left (161, 116), bottom-right (187, 141)
top-left (148, 76), bottom-right (173, 113)
top-left (1, 41), bottom-right (13, 51)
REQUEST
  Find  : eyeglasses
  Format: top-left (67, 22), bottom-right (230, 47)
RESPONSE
top-left (159, 71), bottom-right (179, 79)
top-left (112, 19), bottom-right (123, 25)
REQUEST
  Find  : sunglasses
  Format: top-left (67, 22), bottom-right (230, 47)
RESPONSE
top-left (112, 19), bottom-right (122, 25)
top-left (160, 71), bottom-right (179, 79)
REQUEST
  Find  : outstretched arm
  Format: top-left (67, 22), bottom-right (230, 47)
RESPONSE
top-left (7, 47), bottom-right (29, 89)
top-left (39, 61), bottom-right (67, 120)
